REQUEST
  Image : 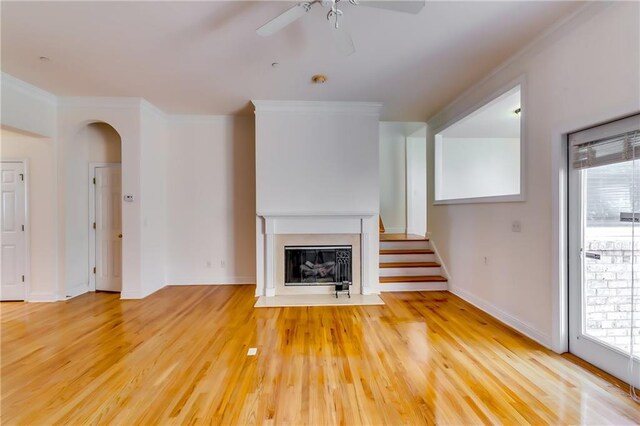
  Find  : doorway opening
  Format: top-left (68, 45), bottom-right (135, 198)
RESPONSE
top-left (85, 123), bottom-right (122, 293)
top-left (568, 113), bottom-right (639, 388)
top-left (0, 160), bottom-right (27, 301)
top-left (379, 122), bottom-right (427, 237)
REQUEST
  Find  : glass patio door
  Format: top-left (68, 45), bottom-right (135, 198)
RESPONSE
top-left (569, 114), bottom-right (640, 388)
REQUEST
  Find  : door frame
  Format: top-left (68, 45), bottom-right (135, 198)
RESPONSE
top-left (567, 137), bottom-right (640, 387)
top-left (1, 159), bottom-right (30, 301)
top-left (88, 162), bottom-right (121, 292)
top-left (551, 104), bottom-right (639, 354)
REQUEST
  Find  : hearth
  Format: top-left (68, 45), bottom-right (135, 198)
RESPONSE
top-left (285, 245), bottom-right (352, 286)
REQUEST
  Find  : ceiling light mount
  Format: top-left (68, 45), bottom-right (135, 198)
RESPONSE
top-left (311, 74), bottom-right (328, 84)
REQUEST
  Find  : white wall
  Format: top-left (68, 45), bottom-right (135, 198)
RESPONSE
top-left (379, 123), bottom-right (406, 233)
top-left (87, 123), bottom-right (121, 163)
top-left (63, 121), bottom-right (122, 297)
top-left (427, 2), bottom-right (640, 348)
top-left (1, 73), bottom-right (57, 138)
top-left (406, 135), bottom-right (427, 236)
top-left (1, 73), bottom-right (261, 300)
top-left (254, 101), bottom-right (381, 295)
top-left (140, 102), bottom-right (168, 294)
top-left (166, 116), bottom-right (256, 285)
top-left (255, 104), bottom-right (379, 215)
top-left (1, 129), bottom-right (58, 300)
top-left (62, 117), bottom-right (127, 296)
top-left (57, 98), bottom-right (145, 299)
top-left (435, 137), bottom-right (520, 201)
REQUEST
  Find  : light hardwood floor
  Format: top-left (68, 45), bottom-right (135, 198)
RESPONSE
top-left (2, 286), bottom-right (639, 425)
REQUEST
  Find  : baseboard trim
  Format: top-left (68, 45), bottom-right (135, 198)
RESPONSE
top-left (121, 285), bottom-right (163, 300)
top-left (448, 284), bottom-right (551, 349)
top-left (383, 227), bottom-right (406, 234)
top-left (65, 283), bottom-right (89, 299)
top-left (168, 277), bottom-right (256, 286)
top-left (27, 292), bottom-right (60, 302)
top-left (427, 239), bottom-right (451, 280)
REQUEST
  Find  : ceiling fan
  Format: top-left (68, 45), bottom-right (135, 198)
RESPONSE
top-left (256, 0), bottom-right (426, 56)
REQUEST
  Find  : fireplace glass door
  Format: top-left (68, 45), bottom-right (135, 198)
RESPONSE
top-left (285, 246), bottom-right (352, 286)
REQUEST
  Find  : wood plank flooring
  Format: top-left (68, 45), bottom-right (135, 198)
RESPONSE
top-left (2, 286), bottom-right (639, 425)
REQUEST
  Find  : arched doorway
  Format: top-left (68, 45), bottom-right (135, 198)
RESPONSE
top-left (86, 123), bottom-right (122, 292)
top-left (65, 121), bottom-right (123, 296)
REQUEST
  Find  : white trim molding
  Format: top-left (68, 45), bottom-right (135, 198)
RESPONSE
top-left (256, 213), bottom-right (377, 297)
top-left (550, 102), bottom-right (640, 354)
top-left (27, 292), bottom-right (60, 303)
top-left (65, 283), bottom-right (89, 299)
top-left (428, 238), bottom-right (451, 281)
top-left (449, 284), bottom-right (551, 348)
top-left (0, 159), bottom-right (32, 302)
top-left (432, 77), bottom-right (527, 205)
top-left (58, 96), bottom-right (145, 110)
top-left (1, 72), bottom-right (57, 106)
top-left (252, 100), bottom-right (383, 116)
top-left (169, 277), bottom-right (256, 286)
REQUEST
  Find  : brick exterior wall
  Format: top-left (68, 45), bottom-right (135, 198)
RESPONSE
top-left (584, 238), bottom-right (640, 354)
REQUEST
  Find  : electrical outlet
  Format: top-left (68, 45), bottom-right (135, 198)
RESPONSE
top-left (512, 220), bottom-right (522, 233)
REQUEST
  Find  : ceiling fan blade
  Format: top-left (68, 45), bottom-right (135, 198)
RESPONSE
top-left (356, 0), bottom-right (425, 14)
top-left (333, 27), bottom-right (355, 56)
top-left (256, 3), bottom-right (311, 37)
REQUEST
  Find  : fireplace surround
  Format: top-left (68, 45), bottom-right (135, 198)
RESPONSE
top-left (255, 213), bottom-right (377, 296)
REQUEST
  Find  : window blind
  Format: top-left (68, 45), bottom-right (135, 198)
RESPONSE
top-left (570, 114), bottom-right (640, 170)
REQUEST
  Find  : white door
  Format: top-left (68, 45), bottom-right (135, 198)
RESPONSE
top-left (95, 166), bottom-right (122, 292)
top-left (1, 162), bottom-right (26, 301)
top-left (568, 114), bottom-right (640, 387)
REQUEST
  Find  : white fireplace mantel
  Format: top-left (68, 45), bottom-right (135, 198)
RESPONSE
top-left (255, 212), bottom-right (378, 297)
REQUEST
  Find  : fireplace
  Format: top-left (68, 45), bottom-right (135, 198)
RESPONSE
top-left (285, 246), bottom-right (352, 286)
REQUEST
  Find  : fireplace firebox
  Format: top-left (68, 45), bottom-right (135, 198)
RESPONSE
top-left (284, 245), bottom-right (352, 286)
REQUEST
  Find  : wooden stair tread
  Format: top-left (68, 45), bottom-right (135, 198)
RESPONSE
top-left (380, 262), bottom-right (440, 268)
top-left (380, 275), bottom-right (448, 283)
top-left (379, 238), bottom-right (429, 242)
top-left (380, 249), bottom-right (434, 255)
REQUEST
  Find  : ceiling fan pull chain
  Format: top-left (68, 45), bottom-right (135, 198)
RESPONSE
top-left (326, 2), bottom-right (343, 29)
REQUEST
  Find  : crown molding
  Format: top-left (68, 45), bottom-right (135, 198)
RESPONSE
top-left (57, 96), bottom-right (144, 110)
top-left (426, 2), bottom-right (606, 125)
top-left (140, 98), bottom-right (167, 118)
top-left (1, 72), bottom-right (57, 106)
top-left (169, 114), bottom-right (241, 123)
top-left (252, 100), bottom-right (383, 116)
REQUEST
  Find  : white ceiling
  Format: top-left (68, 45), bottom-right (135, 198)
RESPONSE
top-left (439, 87), bottom-right (520, 138)
top-left (0, 1), bottom-right (581, 120)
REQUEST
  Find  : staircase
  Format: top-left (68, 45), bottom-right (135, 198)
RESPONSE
top-left (379, 235), bottom-right (448, 291)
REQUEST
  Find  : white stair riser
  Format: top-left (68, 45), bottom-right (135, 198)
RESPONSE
top-left (379, 241), bottom-right (430, 250)
top-left (379, 267), bottom-right (442, 277)
top-left (379, 282), bottom-right (448, 292)
top-left (379, 253), bottom-right (436, 263)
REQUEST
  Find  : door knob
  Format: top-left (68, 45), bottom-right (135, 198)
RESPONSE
top-left (118, 234), bottom-right (122, 238)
